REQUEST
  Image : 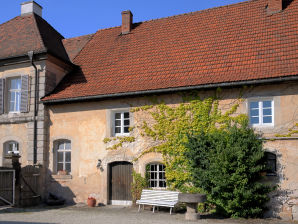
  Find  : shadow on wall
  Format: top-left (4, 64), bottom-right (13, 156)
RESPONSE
top-left (45, 169), bottom-right (76, 205)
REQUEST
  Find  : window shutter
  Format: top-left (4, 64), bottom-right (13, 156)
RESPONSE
top-left (20, 75), bottom-right (29, 113)
top-left (0, 79), bottom-right (4, 115)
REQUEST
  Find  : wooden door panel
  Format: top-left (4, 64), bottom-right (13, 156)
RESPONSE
top-left (109, 162), bottom-right (132, 201)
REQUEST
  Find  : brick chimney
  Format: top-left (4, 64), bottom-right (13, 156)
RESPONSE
top-left (21, 1), bottom-right (43, 17)
top-left (267, 0), bottom-right (283, 14)
top-left (121, 10), bottom-right (133, 34)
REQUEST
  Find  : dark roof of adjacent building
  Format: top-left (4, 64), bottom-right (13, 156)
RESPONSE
top-left (0, 14), bottom-right (70, 62)
top-left (32, 0), bottom-right (298, 101)
top-left (62, 34), bottom-right (94, 62)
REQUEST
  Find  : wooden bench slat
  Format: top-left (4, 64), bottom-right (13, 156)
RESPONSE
top-left (136, 189), bottom-right (179, 214)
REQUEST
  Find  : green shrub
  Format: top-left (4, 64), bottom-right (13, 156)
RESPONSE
top-left (185, 120), bottom-right (273, 218)
top-left (131, 170), bottom-right (147, 205)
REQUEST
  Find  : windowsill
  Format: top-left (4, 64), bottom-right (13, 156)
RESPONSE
top-left (114, 133), bottom-right (131, 137)
top-left (51, 174), bottom-right (72, 181)
top-left (251, 124), bottom-right (274, 128)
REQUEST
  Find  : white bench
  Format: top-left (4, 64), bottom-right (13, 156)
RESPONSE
top-left (136, 189), bottom-right (179, 214)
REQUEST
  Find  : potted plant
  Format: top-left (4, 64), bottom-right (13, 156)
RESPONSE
top-left (87, 196), bottom-right (96, 207)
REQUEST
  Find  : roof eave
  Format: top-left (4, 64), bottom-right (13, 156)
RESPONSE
top-left (42, 74), bottom-right (298, 104)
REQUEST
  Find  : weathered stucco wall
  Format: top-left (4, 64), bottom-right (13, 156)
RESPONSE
top-left (46, 80), bottom-right (298, 220)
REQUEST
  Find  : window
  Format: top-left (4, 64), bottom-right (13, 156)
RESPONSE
top-left (114, 112), bottom-right (130, 136)
top-left (0, 75), bottom-right (29, 115)
top-left (147, 163), bottom-right (166, 188)
top-left (249, 100), bottom-right (274, 126)
top-left (265, 152), bottom-right (276, 175)
top-left (8, 78), bottom-right (21, 113)
top-left (3, 141), bottom-right (19, 156)
top-left (56, 140), bottom-right (71, 174)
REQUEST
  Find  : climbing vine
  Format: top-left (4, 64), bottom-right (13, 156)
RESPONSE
top-left (103, 90), bottom-right (246, 192)
top-left (275, 123), bottom-right (298, 137)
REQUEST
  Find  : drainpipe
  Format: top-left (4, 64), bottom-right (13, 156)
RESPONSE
top-left (28, 51), bottom-right (38, 165)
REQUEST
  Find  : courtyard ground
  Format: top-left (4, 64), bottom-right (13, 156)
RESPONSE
top-left (0, 205), bottom-right (296, 224)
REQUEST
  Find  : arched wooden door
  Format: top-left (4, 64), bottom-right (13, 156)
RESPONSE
top-left (109, 161), bottom-right (133, 205)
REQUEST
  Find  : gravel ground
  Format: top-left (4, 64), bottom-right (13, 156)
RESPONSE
top-left (0, 205), bottom-right (296, 224)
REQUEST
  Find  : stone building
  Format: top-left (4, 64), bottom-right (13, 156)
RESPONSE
top-left (0, 0), bottom-right (297, 220)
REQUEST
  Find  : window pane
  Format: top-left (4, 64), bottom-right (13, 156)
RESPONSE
top-left (58, 143), bottom-right (64, 150)
top-left (250, 117), bottom-right (259, 124)
top-left (250, 101), bottom-right (259, 109)
top-left (11, 78), bottom-right (21, 90)
top-left (65, 163), bottom-right (71, 173)
top-left (250, 109), bottom-right (259, 116)
top-left (124, 112), bottom-right (129, 119)
top-left (150, 181), bottom-right (156, 188)
top-left (124, 127), bottom-right (129, 133)
top-left (124, 119), bottom-right (130, 126)
top-left (159, 181), bottom-right (166, 188)
top-left (263, 109), bottom-right (272, 116)
top-left (15, 92), bottom-right (20, 111)
top-left (150, 172), bottom-right (155, 179)
top-left (263, 116), bottom-right (272, 124)
top-left (115, 120), bottom-right (121, 126)
top-left (115, 127), bottom-right (121, 133)
top-left (57, 163), bottom-right (63, 171)
top-left (65, 142), bottom-right (71, 150)
top-left (263, 101), bottom-right (272, 108)
top-left (115, 113), bottom-right (121, 119)
top-left (57, 152), bottom-right (63, 162)
top-left (65, 152), bottom-right (71, 162)
top-left (159, 164), bottom-right (165, 171)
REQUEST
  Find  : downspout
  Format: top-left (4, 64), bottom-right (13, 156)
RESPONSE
top-left (28, 51), bottom-right (38, 165)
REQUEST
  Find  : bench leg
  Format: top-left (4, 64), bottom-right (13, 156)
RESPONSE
top-left (170, 207), bottom-right (172, 215)
top-left (138, 204), bottom-right (141, 212)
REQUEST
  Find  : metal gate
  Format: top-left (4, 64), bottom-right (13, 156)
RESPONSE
top-left (0, 169), bottom-right (15, 206)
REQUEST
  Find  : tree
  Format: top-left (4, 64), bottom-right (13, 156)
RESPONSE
top-left (185, 120), bottom-right (273, 218)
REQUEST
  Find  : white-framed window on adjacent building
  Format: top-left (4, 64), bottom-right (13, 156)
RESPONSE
top-left (146, 163), bottom-right (166, 188)
top-left (56, 140), bottom-right (71, 174)
top-left (249, 99), bottom-right (274, 126)
top-left (8, 77), bottom-right (22, 113)
top-left (3, 141), bottom-right (19, 156)
top-left (114, 111), bottom-right (130, 136)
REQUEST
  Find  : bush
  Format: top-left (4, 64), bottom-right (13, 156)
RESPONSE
top-left (131, 170), bottom-right (147, 205)
top-left (185, 121), bottom-right (273, 218)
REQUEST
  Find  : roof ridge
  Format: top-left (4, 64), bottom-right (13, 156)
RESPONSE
top-left (141, 0), bottom-right (255, 24)
top-left (92, 0), bottom-right (255, 34)
top-left (32, 14), bottom-right (47, 53)
top-left (72, 34), bottom-right (95, 62)
top-left (0, 15), bottom-right (19, 28)
top-left (64, 33), bottom-right (94, 41)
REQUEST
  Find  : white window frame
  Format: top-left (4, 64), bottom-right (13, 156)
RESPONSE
top-left (248, 99), bottom-right (274, 127)
top-left (113, 111), bottom-right (130, 137)
top-left (147, 163), bottom-right (166, 189)
top-left (56, 140), bottom-right (71, 174)
top-left (4, 141), bottom-right (19, 155)
top-left (8, 77), bottom-right (21, 113)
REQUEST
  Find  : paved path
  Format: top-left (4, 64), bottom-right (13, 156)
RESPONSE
top-left (0, 205), bottom-right (295, 224)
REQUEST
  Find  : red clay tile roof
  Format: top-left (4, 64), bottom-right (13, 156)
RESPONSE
top-left (43, 0), bottom-right (298, 102)
top-left (0, 14), bottom-right (70, 62)
top-left (63, 34), bottom-right (94, 62)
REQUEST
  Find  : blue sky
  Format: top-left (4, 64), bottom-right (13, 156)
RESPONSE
top-left (1, 0), bottom-right (246, 38)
